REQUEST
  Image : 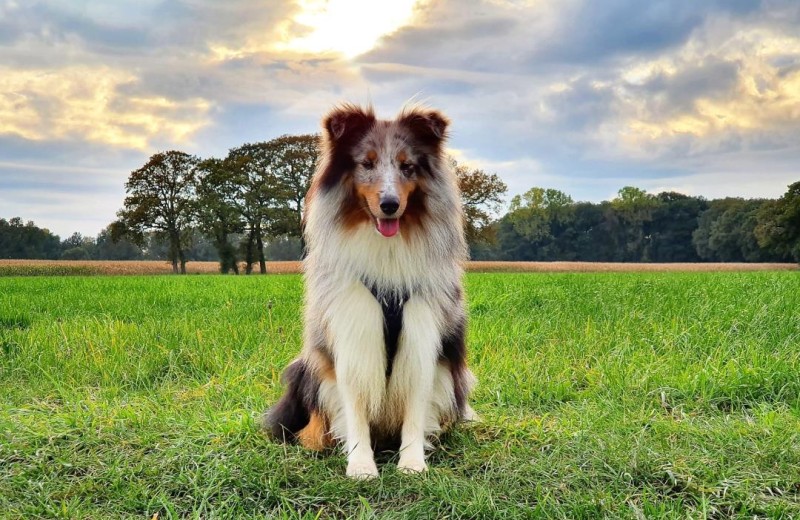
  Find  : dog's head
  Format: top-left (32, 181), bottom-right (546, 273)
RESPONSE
top-left (314, 103), bottom-right (450, 238)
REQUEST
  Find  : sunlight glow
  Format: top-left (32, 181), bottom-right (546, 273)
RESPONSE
top-left (0, 67), bottom-right (211, 149)
top-left (622, 31), bottom-right (800, 145)
top-left (279, 0), bottom-right (422, 58)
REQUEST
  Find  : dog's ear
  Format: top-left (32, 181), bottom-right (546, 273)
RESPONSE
top-left (322, 104), bottom-right (375, 146)
top-left (316, 104), bottom-right (375, 191)
top-left (399, 108), bottom-right (450, 148)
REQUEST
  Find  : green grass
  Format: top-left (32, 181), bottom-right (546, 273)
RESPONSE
top-left (1, 273), bottom-right (799, 519)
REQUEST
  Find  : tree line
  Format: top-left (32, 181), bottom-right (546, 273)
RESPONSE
top-left (0, 217), bottom-right (271, 263)
top-left (472, 184), bottom-right (800, 263)
top-left (2, 133), bottom-right (798, 267)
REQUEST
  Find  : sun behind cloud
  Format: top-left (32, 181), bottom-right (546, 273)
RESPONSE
top-left (278, 0), bottom-right (423, 58)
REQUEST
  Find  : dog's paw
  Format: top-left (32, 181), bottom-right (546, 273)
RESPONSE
top-left (462, 404), bottom-right (481, 422)
top-left (346, 459), bottom-right (379, 479)
top-left (397, 457), bottom-right (428, 474)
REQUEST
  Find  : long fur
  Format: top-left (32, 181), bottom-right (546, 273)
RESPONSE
top-left (265, 103), bottom-right (476, 477)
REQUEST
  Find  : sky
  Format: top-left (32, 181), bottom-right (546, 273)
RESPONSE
top-left (1, 0), bottom-right (799, 238)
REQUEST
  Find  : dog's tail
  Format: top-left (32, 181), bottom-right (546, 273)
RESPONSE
top-left (262, 359), bottom-right (330, 449)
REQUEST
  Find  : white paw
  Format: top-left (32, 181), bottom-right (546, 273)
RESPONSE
top-left (462, 405), bottom-right (480, 422)
top-left (346, 459), bottom-right (379, 479)
top-left (397, 457), bottom-right (428, 474)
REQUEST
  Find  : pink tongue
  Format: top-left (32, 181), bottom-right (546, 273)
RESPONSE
top-left (376, 218), bottom-right (400, 237)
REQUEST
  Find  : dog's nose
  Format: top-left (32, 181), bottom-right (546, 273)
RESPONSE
top-left (380, 198), bottom-right (400, 215)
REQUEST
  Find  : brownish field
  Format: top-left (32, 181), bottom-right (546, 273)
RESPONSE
top-left (0, 260), bottom-right (301, 276)
top-left (467, 261), bottom-right (799, 272)
top-left (0, 259), bottom-right (797, 275)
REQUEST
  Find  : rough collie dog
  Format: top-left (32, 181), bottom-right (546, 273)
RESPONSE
top-left (265, 103), bottom-right (476, 478)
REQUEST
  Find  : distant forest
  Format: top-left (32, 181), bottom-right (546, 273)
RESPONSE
top-left (473, 185), bottom-right (800, 264)
top-left (2, 134), bottom-right (799, 270)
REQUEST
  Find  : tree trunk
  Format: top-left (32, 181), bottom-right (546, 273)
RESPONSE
top-left (298, 208), bottom-right (307, 259)
top-left (222, 239), bottom-right (238, 275)
top-left (179, 247), bottom-right (187, 274)
top-left (169, 229), bottom-right (180, 274)
top-left (214, 230), bottom-right (232, 274)
top-left (244, 228), bottom-right (255, 274)
top-left (256, 223), bottom-right (267, 274)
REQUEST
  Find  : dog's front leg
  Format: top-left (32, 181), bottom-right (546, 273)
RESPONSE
top-left (338, 383), bottom-right (379, 478)
top-left (394, 298), bottom-right (441, 474)
top-left (328, 283), bottom-right (386, 478)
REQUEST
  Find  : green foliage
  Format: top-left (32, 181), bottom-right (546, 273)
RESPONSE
top-left (264, 134), bottom-right (319, 239)
top-left (1, 273), bottom-right (799, 517)
top-left (453, 158), bottom-right (508, 245)
top-left (611, 186), bottom-right (661, 261)
top-left (693, 199), bottom-right (787, 262)
top-left (644, 193), bottom-right (707, 262)
top-left (0, 217), bottom-right (61, 259)
top-left (94, 225), bottom-right (144, 260)
top-left (755, 181), bottom-right (800, 262)
top-left (507, 187), bottom-right (574, 244)
top-left (117, 151), bottom-right (200, 273)
top-left (228, 135), bottom-right (319, 272)
top-left (482, 184), bottom-right (796, 263)
top-left (196, 157), bottom-right (247, 273)
top-left (60, 246), bottom-right (91, 260)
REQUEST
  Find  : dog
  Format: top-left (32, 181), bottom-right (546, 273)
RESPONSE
top-left (265, 103), bottom-right (476, 478)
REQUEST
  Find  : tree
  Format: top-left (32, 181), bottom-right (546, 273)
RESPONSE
top-left (644, 192), bottom-right (707, 262)
top-left (611, 186), bottom-right (660, 261)
top-left (453, 159), bottom-right (508, 245)
top-left (95, 225), bottom-right (143, 260)
top-left (195, 157), bottom-right (246, 274)
top-left (267, 134), bottom-right (319, 249)
top-left (693, 199), bottom-right (783, 262)
top-left (117, 151), bottom-right (199, 274)
top-left (755, 181), bottom-right (800, 262)
top-left (265, 236), bottom-right (303, 260)
top-left (572, 202), bottom-right (619, 261)
top-left (0, 217), bottom-right (61, 259)
top-left (494, 187), bottom-right (578, 261)
top-left (60, 232), bottom-right (95, 260)
top-left (227, 143), bottom-right (291, 274)
top-left (507, 187), bottom-right (574, 243)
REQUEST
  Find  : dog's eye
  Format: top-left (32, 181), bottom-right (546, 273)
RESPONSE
top-left (400, 163), bottom-right (416, 176)
top-left (361, 160), bottom-right (375, 170)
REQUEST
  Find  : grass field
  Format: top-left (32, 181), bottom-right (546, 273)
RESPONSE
top-left (1, 273), bottom-right (799, 518)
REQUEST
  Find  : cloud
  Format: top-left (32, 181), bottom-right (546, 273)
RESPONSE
top-left (615, 26), bottom-right (800, 159)
top-left (0, 66), bottom-right (212, 149)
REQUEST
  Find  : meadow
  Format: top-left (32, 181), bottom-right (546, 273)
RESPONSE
top-left (1, 272), bottom-right (799, 518)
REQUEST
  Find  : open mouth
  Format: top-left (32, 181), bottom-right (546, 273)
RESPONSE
top-left (375, 217), bottom-right (400, 238)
